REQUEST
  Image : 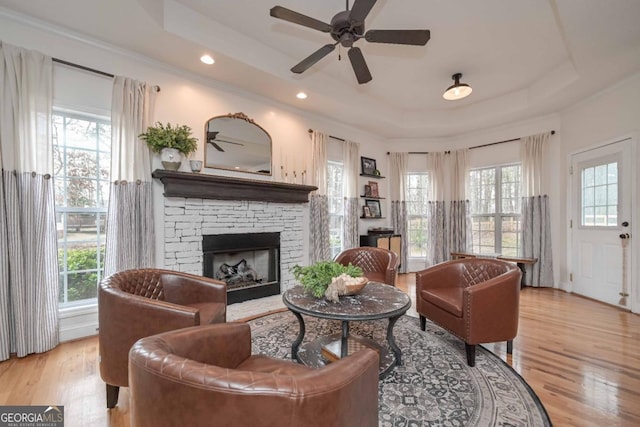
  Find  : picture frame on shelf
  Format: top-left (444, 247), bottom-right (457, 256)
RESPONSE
top-left (364, 184), bottom-right (372, 197)
top-left (363, 206), bottom-right (372, 217)
top-left (368, 181), bottom-right (379, 197)
top-left (361, 156), bottom-right (377, 175)
top-left (365, 199), bottom-right (381, 217)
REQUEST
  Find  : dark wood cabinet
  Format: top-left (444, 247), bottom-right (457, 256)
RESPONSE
top-left (360, 234), bottom-right (402, 262)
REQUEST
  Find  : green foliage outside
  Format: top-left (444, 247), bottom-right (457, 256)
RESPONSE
top-left (59, 246), bottom-right (102, 302)
top-left (139, 122), bottom-right (198, 155)
top-left (292, 261), bottom-right (363, 298)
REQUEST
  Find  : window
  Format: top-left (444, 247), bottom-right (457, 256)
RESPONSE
top-left (53, 111), bottom-right (111, 307)
top-left (327, 161), bottom-right (344, 258)
top-left (580, 161), bottom-right (618, 226)
top-left (406, 173), bottom-right (430, 257)
top-left (469, 164), bottom-right (521, 256)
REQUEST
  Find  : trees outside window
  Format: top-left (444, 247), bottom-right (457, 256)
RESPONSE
top-left (469, 164), bottom-right (521, 256)
top-left (407, 173), bottom-right (430, 258)
top-left (53, 111), bottom-right (110, 306)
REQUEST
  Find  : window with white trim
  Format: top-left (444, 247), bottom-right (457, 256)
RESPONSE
top-left (327, 161), bottom-right (344, 258)
top-left (407, 173), bottom-right (430, 258)
top-left (469, 164), bottom-right (521, 256)
top-left (53, 111), bottom-right (111, 307)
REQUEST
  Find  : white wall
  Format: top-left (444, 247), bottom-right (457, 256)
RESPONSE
top-left (0, 11), bottom-right (389, 340)
top-left (2, 9), bottom-right (639, 341)
top-left (388, 75), bottom-right (640, 312)
top-left (559, 73), bottom-right (640, 312)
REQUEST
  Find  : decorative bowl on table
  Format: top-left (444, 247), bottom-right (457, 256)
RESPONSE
top-left (324, 274), bottom-right (368, 302)
top-left (342, 276), bottom-right (369, 296)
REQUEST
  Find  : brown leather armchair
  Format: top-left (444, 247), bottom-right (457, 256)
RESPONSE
top-left (416, 258), bottom-right (521, 366)
top-left (129, 323), bottom-right (379, 427)
top-left (98, 268), bottom-right (226, 408)
top-left (335, 246), bottom-right (399, 286)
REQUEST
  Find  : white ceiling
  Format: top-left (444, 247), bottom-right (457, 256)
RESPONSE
top-left (1, 0), bottom-right (640, 138)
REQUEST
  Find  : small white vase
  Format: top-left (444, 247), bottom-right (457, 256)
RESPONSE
top-left (161, 147), bottom-right (182, 170)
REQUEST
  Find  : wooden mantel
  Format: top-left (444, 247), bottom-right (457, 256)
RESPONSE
top-left (152, 170), bottom-right (317, 204)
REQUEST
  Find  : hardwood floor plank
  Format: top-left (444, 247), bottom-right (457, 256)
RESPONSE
top-left (0, 274), bottom-right (638, 426)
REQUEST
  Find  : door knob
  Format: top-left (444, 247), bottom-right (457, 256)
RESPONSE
top-left (619, 233), bottom-right (630, 239)
top-left (621, 221), bottom-right (629, 227)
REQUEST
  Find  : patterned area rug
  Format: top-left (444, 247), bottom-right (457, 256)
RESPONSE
top-left (248, 311), bottom-right (551, 427)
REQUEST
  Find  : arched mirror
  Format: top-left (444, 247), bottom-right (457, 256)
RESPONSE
top-left (204, 113), bottom-right (272, 175)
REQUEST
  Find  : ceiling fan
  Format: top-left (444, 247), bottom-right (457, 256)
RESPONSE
top-left (207, 131), bottom-right (245, 152)
top-left (270, 0), bottom-right (430, 84)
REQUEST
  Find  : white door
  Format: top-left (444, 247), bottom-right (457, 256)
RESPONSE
top-left (571, 139), bottom-right (633, 308)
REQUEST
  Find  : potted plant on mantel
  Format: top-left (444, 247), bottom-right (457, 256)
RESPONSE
top-left (139, 122), bottom-right (198, 171)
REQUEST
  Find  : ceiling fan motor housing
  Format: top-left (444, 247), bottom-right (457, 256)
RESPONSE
top-left (330, 10), bottom-right (364, 47)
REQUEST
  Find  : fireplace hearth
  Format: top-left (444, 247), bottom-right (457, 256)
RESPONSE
top-left (203, 232), bottom-right (280, 304)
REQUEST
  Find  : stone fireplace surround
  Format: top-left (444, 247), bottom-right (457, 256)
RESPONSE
top-left (154, 170), bottom-right (317, 298)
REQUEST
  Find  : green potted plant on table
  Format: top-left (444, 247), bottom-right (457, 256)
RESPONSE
top-left (139, 122), bottom-right (198, 170)
top-left (292, 261), bottom-right (366, 303)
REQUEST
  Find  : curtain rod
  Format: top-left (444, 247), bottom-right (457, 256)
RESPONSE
top-left (308, 128), bottom-right (345, 142)
top-left (52, 57), bottom-right (161, 92)
top-left (387, 130), bottom-right (556, 155)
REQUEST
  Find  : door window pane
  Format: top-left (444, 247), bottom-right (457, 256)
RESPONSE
top-left (581, 162), bottom-right (617, 227)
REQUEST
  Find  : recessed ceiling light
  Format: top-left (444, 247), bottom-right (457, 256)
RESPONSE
top-left (296, 92), bottom-right (308, 100)
top-left (200, 54), bottom-right (215, 65)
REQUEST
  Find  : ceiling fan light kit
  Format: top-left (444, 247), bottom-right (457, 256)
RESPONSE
top-left (443, 73), bottom-right (473, 101)
top-left (270, 0), bottom-right (430, 85)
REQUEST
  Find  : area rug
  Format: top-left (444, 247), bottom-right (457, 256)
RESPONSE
top-left (248, 311), bottom-right (551, 427)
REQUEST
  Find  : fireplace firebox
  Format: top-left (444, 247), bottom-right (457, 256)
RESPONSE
top-left (203, 232), bottom-right (280, 304)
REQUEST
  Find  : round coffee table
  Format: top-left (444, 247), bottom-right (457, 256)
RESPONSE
top-left (282, 282), bottom-right (411, 378)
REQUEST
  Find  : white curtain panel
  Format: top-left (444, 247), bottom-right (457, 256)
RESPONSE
top-left (309, 131), bottom-right (330, 263)
top-left (449, 200), bottom-right (471, 253)
top-left (389, 152), bottom-right (409, 273)
top-left (342, 140), bottom-right (360, 249)
top-left (427, 201), bottom-right (447, 266)
top-left (104, 77), bottom-right (156, 276)
top-left (427, 152), bottom-right (445, 202)
top-left (449, 149), bottom-right (471, 252)
top-left (0, 41), bottom-right (59, 360)
top-left (520, 132), bottom-right (554, 287)
top-left (426, 152), bottom-right (447, 266)
top-left (522, 132), bottom-right (550, 197)
top-left (450, 148), bottom-right (468, 201)
top-left (522, 195), bottom-right (554, 286)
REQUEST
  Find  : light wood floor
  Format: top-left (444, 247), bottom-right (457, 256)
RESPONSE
top-left (0, 275), bottom-right (638, 427)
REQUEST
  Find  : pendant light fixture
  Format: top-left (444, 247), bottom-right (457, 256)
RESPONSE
top-left (443, 73), bottom-right (472, 101)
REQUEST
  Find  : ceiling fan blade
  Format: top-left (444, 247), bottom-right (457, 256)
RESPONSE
top-left (217, 139), bottom-right (245, 146)
top-left (208, 141), bottom-right (224, 152)
top-left (349, 0), bottom-right (377, 24)
top-left (348, 47), bottom-right (372, 84)
top-left (365, 29), bottom-right (431, 45)
top-left (291, 44), bottom-right (336, 74)
top-left (270, 6), bottom-right (332, 33)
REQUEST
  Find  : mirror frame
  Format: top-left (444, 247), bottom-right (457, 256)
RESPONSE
top-left (204, 112), bottom-right (272, 176)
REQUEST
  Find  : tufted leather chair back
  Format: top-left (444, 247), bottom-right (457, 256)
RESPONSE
top-left (129, 323), bottom-right (379, 427)
top-left (98, 268), bottom-right (227, 408)
top-left (334, 247), bottom-right (399, 286)
top-left (108, 269), bottom-right (166, 300)
top-left (415, 258), bottom-right (521, 366)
